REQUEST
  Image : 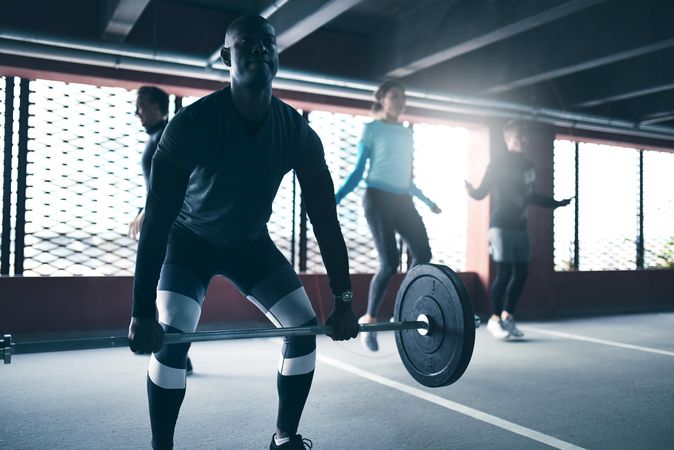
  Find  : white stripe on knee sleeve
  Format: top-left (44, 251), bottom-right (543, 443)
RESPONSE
top-left (278, 349), bottom-right (316, 376)
top-left (148, 354), bottom-right (186, 389)
top-left (156, 290), bottom-right (202, 332)
top-left (264, 287), bottom-right (316, 328)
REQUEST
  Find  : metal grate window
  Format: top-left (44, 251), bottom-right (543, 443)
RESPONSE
top-left (411, 123), bottom-right (469, 271)
top-left (0, 76), bottom-right (5, 269)
top-left (307, 112), bottom-right (470, 274)
top-left (24, 80), bottom-right (147, 275)
top-left (180, 96), bottom-right (199, 108)
top-left (0, 75), bottom-right (5, 177)
top-left (1, 77), bottom-right (23, 275)
top-left (270, 171), bottom-right (298, 264)
top-left (0, 76), bottom-right (5, 226)
top-left (578, 142), bottom-right (639, 270)
top-left (553, 139), bottom-right (577, 271)
top-left (4, 80), bottom-right (474, 277)
top-left (308, 111), bottom-right (373, 273)
top-left (643, 150), bottom-right (674, 268)
top-left (552, 139), bottom-right (665, 271)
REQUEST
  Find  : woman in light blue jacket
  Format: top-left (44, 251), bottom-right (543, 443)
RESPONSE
top-left (335, 80), bottom-right (441, 351)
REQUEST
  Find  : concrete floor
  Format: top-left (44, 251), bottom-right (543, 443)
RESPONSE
top-left (1, 312), bottom-right (673, 449)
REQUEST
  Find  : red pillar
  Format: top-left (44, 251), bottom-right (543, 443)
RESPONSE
top-left (519, 124), bottom-right (557, 316)
top-left (465, 125), bottom-right (492, 315)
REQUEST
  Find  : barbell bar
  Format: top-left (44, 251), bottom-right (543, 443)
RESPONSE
top-left (2, 264), bottom-right (479, 388)
top-left (2, 320), bottom-right (431, 362)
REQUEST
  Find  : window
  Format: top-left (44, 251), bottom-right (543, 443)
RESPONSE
top-left (24, 80), bottom-right (147, 275)
top-left (554, 138), bottom-right (673, 271)
top-left (3, 79), bottom-right (472, 276)
top-left (553, 139), bottom-right (576, 271)
top-left (643, 150), bottom-right (674, 268)
top-left (308, 112), bottom-right (470, 273)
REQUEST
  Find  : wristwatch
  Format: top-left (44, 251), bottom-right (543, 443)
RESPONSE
top-left (334, 290), bottom-right (353, 303)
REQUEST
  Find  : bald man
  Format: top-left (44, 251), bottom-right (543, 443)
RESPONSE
top-left (128, 14), bottom-right (358, 450)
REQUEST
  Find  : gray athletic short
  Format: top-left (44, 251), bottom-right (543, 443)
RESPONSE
top-left (488, 227), bottom-right (531, 263)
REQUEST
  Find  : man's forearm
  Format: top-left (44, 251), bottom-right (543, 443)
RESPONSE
top-left (131, 192), bottom-right (179, 317)
top-left (300, 170), bottom-right (352, 295)
top-left (131, 158), bottom-right (190, 317)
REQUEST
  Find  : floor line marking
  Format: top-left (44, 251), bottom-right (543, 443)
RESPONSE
top-left (521, 327), bottom-right (674, 357)
top-left (317, 354), bottom-right (585, 450)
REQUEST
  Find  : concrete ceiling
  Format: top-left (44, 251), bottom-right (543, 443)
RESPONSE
top-left (2, 0), bottom-right (674, 130)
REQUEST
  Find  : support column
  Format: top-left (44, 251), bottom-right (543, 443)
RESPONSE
top-left (465, 124), bottom-right (492, 315)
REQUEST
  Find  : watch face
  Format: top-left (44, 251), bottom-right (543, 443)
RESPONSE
top-left (341, 291), bottom-right (353, 302)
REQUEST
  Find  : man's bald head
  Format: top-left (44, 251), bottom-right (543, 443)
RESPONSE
top-left (224, 14), bottom-right (275, 48)
top-left (221, 13), bottom-right (279, 88)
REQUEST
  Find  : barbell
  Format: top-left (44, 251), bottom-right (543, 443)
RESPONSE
top-left (1, 264), bottom-right (479, 388)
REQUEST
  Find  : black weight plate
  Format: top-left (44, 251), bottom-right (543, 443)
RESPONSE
top-left (394, 264), bottom-right (475, 387)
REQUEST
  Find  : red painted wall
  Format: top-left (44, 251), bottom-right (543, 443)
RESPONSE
top-left (0, 272), bottom-right (481, 334)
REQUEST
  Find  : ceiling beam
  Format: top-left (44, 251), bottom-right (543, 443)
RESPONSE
top-left (577, 81), bottom-right (674, 109)
top-left (483, 0), bottom-right (674, 95)
top-left (545, 46), bottom-right (674, 108)
top-left (582, 89), bottom-right (674, 121)
top-left (260, 0), bottom-right (291, 19)
top-left (101, 0), bottom-right (151, 42)
top-left (375, 0), bottom-right (604, 79)
top-left (268, 0), bottom-right (363, 52)
top-left (4, 36), bottom-right (674, 142)
top-left (640, 112), bottom-right (674, 126)
top-left (486, 38), bottom-right (674, 95)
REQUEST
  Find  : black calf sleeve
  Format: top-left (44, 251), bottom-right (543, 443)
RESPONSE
top-left (147, 376), bottom-right (186, 450)
top-left (276, 370), bottom-right (315, 435)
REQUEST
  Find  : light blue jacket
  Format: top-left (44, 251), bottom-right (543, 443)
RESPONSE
top-left (335, 120), bottom-right (436, 209)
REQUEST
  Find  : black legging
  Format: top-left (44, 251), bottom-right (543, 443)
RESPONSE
top-left (491, 262), bottom-right (529, 316)
top-left (363, 188), bottom-right (432, 318)
top-left (148, 226), bottom-right (317, 449)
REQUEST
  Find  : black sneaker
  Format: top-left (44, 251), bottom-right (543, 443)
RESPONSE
top-left (269, 434), bottom-right (313, 449)
top-left (186, 357), bottom-right (193, 376)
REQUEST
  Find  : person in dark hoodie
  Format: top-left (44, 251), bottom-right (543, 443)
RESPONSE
top-left (466, 120), bottom-right (571, 340)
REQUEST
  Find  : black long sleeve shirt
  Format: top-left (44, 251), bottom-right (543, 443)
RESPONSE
top-left (140, 120), bottom-right (168, 188)
top-left (469, 151), bottom-right (560, 230)
top-left (132, 88), bottom-right (351, 317)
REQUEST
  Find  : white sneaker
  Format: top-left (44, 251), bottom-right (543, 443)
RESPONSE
top-left (358, 316), bottom-right (378, 352)
top-left (486, 318), bottom-right (510, 340)
top-left (502, 317), bottom-right (524, 338)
